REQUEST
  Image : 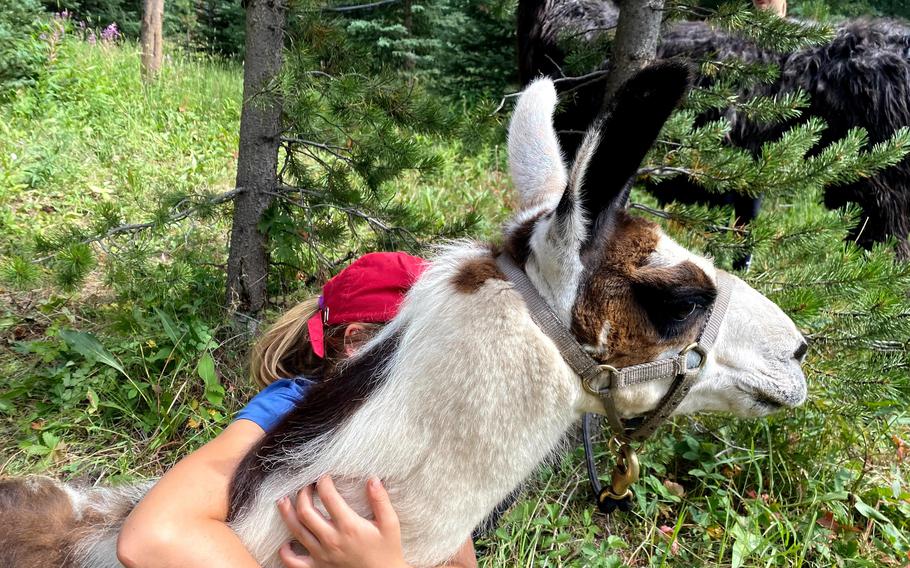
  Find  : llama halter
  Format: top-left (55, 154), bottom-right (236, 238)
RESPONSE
top-left (495, 253), bottom-right (734, 513)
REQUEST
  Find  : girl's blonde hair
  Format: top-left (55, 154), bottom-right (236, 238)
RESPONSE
top-left (753, 0), bottom-right (786, 17)
top-left (250, 297), bottom-right (380, 388)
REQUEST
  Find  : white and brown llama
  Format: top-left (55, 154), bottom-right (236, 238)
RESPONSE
top-left (0, 62), bottom-right (807, 568)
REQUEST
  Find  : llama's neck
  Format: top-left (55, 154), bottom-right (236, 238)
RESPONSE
top-left (233, 244), bottom-right (586, 567)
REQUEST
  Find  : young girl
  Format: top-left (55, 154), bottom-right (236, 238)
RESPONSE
top-left (117, 252), bottom-right (477, 568)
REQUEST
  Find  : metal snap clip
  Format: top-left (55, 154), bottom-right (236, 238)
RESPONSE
top-left (608, 442), bottom-right (640, 498)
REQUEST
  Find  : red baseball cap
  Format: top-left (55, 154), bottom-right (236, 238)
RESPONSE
top-left (307, 252), bottom-right (427, 357)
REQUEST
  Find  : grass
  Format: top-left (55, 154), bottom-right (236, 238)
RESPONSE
top-left (0, 40), bottom-right (240, 256)
top-left (1, 34), bottom-right (909, 568)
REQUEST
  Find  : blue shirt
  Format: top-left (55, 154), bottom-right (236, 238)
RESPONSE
top-left (234, 377), bottom-right (312, 431)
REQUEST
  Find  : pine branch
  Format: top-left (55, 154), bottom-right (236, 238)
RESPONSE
top-left (265, 187), bottom-right (423, 247)
top-left (710, 1), bottom-right (833, 53)
top-left (628, 202), bottom-right (747, 234)
top-left (33, 187), bottom-right (246, 264)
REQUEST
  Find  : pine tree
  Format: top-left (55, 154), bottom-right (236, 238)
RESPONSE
top-left (265, 1), bottom-right (493, 291)
top-left (6, 0), bottom-right (490, 321)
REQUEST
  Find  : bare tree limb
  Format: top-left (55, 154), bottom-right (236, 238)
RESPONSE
top-left (492, 70), bottom-right (611, 115)
top-left (281, 137), bottom-right (352, 162)
top-left (265, 189), bottom-right (422, 247)
top-left (323, 0), bottom-right (400, 13)
top-left (637, 166), bottom-right (698, 177)
top-left (564, 25), bottom-right (618, 40)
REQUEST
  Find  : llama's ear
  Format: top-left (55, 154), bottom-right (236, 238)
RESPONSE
top-left (508, 78), bottom-right (568, 211)
top-left (568, 62), bottom-right (691, 243)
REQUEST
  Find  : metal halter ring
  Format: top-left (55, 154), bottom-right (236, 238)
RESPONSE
top-left (582, 365), bottom-right (618, 396)
top-left (679, 342), bottom-right (708, 374)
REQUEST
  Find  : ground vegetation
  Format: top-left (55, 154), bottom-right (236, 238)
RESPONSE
top-left (1, 2), bottom-right (908, 567)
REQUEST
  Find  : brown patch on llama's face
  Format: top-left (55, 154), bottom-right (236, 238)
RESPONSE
top-left (0, 477), bottom-right (75, 567)
top-left (452, 256), bottom-right (506, 293)
top-left (572, 213), bottom-right (716, 367)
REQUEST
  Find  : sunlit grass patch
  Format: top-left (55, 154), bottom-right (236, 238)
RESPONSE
top-left (0, 40), bottom-right (241, 258)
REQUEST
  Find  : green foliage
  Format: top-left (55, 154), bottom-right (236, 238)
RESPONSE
top-left (184, 0), bottom-right (246, 56)
top-left (0, 0), bottom-right (49, 98)
top-left (41, 0), bottom-right (140, 35)
top-left (652, 110), bottom-right (910, 199)
top-left (0, 23), bottom-right (506, 476)
top-left (2, 2), bottom-right (909, 567)
top-left (0, 35), bottom-right (246, 473)
top-left (1, 297), bottom-right (234, 474)
top-left (433, 0), bottom-right (517, 99)
top-left (710, 1), bottom-right (834, 52)
top-left (0, 255), bottom-right (41, 290)
top-left (334, 0), bottom-right (517, 100)
top-left (0, 34), bottom-right (241, 293)
top-left (791, 0), bottom-right (910, 20)
top-left (53, 242), bottom-right (95, 291)
top-left (263, 2), bottom-right (503, 287)
top-left (41, 0), bottom-right (246, 55)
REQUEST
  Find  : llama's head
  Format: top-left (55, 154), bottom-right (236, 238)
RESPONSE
top-left (505, 63), bottom-right (807, 420)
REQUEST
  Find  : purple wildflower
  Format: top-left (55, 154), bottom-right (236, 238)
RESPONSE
top-left (87, 29), bottom-right (96, 46)
top-left (100, 23), bottom-right (121, 43)
top-left (54, 10), bottom-right (71, 20)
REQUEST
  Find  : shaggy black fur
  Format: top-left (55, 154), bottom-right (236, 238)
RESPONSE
top-left (520, 0), bottom-right (910, 260)
top-left (228, 330), bottom-right (402, 520)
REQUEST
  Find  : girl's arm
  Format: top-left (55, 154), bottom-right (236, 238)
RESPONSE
top-left (117, 419), bottom-right (265, 568)
top-left (444, 539), bottom-right (478, 568)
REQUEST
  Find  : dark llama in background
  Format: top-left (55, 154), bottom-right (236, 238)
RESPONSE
top-left (520, 0), bottom-right (910, 264)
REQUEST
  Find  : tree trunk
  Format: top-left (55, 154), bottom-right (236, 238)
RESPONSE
top-left (402, 0), bottom-right (415, 70)
top-left (602, 0), bottom-right (665, 106)
top-left (225, 0), bottom-right (287, 322)
top-left (140, 0), bottom-right (165, 78)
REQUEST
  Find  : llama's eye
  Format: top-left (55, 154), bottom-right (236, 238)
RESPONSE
top-left (672, 302), bottom-right (698, 321)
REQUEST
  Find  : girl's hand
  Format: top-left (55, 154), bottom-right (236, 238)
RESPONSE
top-left (277, 476), bottom-right (410, 568)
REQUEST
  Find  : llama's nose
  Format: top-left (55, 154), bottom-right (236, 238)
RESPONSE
top-left (793, 339), bottom-right (808, 362)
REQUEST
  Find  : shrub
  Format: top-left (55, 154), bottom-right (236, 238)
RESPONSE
top-left (0, 0), bottom-right (49, 98)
